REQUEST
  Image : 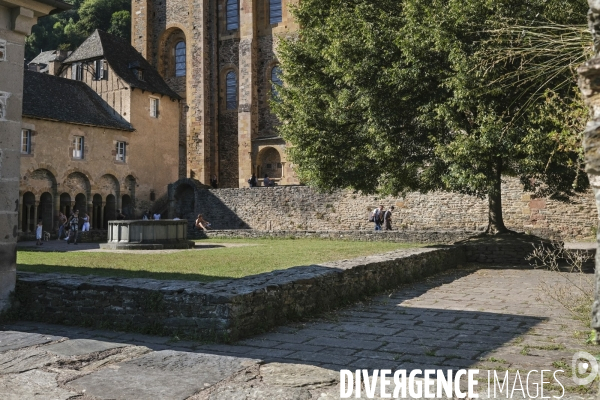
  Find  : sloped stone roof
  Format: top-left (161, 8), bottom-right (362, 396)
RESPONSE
top-left (23, 70), bottom-right (133, 131)
top-left (29, 50), bottom-right (71, 73)
top-left (64, 30), bottom-right (180, 99)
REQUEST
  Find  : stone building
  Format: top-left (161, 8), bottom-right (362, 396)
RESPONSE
top-left (0, 0), bottom-right (71, 310)
top-left (19, 30), bottom-right (181, 235)
top-left (131, 0), bottom-right (301, 188)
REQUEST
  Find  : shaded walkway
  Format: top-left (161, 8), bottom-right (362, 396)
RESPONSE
top-left (1, 267), bottom-right (596, 399)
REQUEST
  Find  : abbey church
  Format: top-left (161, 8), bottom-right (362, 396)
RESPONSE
top-left (132, 0), bottom-right (300, 188)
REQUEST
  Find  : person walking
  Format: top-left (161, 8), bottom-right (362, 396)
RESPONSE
top-left (57, 212), bottom-right (67, 240)
top-left (384, 206), bottom-right (395, 230)
top-left (370, 205), bottom-right (384, 231)
top-left (67, 210), bottom-right (80, 244)
top-left (210, 174), bottom-right (218, 189)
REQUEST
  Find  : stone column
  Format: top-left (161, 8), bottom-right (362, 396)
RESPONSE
top-left (0, 0), bottom-right (69, 310)
top-left (578, 0), bottom-right (600, 342)
top-left (187, 0), bottom-right (212, 184)
top-left (32, 200), bottom-right (38, 227)
top-left (99, 202), bottom-right (104, 230)
top-left (237, 0), bottom-right (258, 187)
top-left (25, 205), bottom-right (31, 233)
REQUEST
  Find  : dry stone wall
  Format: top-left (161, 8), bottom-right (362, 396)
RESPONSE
top-left (13, 246), bottom-right (465, 341)
top-left (195, 178), bottom-right (597, 239)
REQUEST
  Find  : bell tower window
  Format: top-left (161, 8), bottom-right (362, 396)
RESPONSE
top-left (175, 41), bottom-right (186, 77)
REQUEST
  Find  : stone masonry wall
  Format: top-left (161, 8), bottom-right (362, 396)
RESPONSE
top-left (195, 178), bottom-right (597, 239)
top-left (13, 246), bottom-right (465, 341)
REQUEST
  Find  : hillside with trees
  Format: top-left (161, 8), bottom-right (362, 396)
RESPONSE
top-left (25, 0), bottom-right (130, 61)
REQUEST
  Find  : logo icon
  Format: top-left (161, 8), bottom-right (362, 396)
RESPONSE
top-left (572, 351), bottom-right (599, 385)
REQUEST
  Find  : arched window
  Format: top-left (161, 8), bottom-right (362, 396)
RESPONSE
top-left (175, 41), bottom-right (186, 77)
top-left (226, 71), bottom-right (237, 109)
top-left (226, 0), bottom-right (239, 30)
top-left (271, 66), bottom-right (282, 99)
top-left (269, 0), bottom-right (282, 24)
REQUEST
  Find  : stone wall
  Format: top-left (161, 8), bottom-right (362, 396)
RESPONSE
top-left (13, 246), bottom-right (465, 341)
top-left (202, 229), bottom-right (477, 244)
top-left (191, 178), bottom-right (597, 240)
top-left (0, 0), bottom-right (67, 311)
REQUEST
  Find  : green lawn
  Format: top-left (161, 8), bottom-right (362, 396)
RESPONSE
top-left (17, 238), bottom-right (422, 283)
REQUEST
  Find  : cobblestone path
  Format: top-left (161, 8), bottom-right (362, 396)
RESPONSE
top-left (1, 267), bottom-right (597, 399)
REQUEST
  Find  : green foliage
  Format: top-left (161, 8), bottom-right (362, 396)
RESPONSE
top-left (273, 0), bottom-right (590, 230)
top-left (25, 0), bottom-right (130, 61)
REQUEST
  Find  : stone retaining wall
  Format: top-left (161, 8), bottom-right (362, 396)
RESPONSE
top-left (13, 247), bottom-right (465, 341)
top-left (201, 229), bottom-right (563, 244)
top-left (202, 229), bottom-right (476, 244)
top-left (188, 178), bottom-right (597, 240)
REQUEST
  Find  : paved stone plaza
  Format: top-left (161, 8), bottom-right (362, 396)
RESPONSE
top-left (1, 267), bottom-right (597, 399)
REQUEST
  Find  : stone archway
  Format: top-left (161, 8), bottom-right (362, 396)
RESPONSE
top-left (59, 193), bottom-right (71, 217)
top-left (22, 192), bottom-right (36, 233)
top-left (122, 194), bottom-right (133, 219)
top-left (92, 194), bottom-right (103, 230)
top-left (104, 194), bottom-right (116, 228)
top-left (257, 147), bottom-right (283, 181)
top-left (38, 192), bottom-right (53, 232)
top-left (74, 193), bottom-right (86, 215)
top-left (174, 184), bottom-right (195, 221)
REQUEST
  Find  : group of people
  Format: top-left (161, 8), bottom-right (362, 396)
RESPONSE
top-left (53, 209), bottom-right (91, 245)
top-left (247, 174), bottom-right (275, 187)
top-left (371, 205), bottom-right (395, 231)
top-left (142, 210), bottom-right (162, 220)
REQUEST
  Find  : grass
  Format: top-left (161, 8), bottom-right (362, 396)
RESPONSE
top-left (17, 238), bottom-right (422, 283)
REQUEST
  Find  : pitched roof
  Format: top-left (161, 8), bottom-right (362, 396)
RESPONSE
top-left (23, 70), bottom-right (134, 131)
top-left (64, 30), bottom-right (181, 99)
top-left (29, 50), bottom-right (71, 73)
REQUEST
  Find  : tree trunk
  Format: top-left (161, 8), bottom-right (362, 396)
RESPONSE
top-left (486, 158), bottom-right (509, 234)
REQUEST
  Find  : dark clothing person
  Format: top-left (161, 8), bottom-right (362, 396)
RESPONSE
top-left (117, 209), bottom-right (126, 220)
top-left (248, 174), bottom-right (257, 188)
top-left (384, 206), bottom-right (395, 231)
top-left (67, 212), bottom-right (80, 244)
top-left (210, 175), bottom-right (218, 189)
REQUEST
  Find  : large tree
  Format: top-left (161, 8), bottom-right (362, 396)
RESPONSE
top-left (273, 0), bottom-right (589, 233)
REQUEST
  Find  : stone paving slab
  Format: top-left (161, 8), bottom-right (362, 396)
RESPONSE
top-left (44, 338), bottom-right (128, 357)
top-left (68, 350), bottom-right (257, 400)
top-left (1, 267), bottom-right (598, 399)
top-left (0, 331), bottom-right (63, 352)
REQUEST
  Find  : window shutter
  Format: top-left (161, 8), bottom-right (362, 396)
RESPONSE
top-left (102, 61), bottom-right (108, 80)
top-left (71, 65), bottom-right (76, 80)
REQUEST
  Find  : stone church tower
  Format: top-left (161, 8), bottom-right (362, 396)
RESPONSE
top-left (131, 0), bottom-right (300, 188)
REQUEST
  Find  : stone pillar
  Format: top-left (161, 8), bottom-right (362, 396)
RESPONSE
top-left (99, 202), bottom-right (104, 230)
top-left (187, 0), bottom-right (212, 184)
top-left (131, 0), bottom-right (153, 62)
top-left (0, 0), bottom-right (69, 311)
top-left (237, 0), bottom-right (258, 187)
top-left (25, 205), bottom-right (31, 233)
top-left (116, 194), bottom-right (122, 215)
top-left (578, 0), bottom-right (600, 343)
top-left (32, 200), bottom-right (38, 227)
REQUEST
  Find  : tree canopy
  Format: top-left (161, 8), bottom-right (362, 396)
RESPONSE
top-left (272, 0), bottom-right (590, 232)
top-left (25, 0), bottom-right (130, 61)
